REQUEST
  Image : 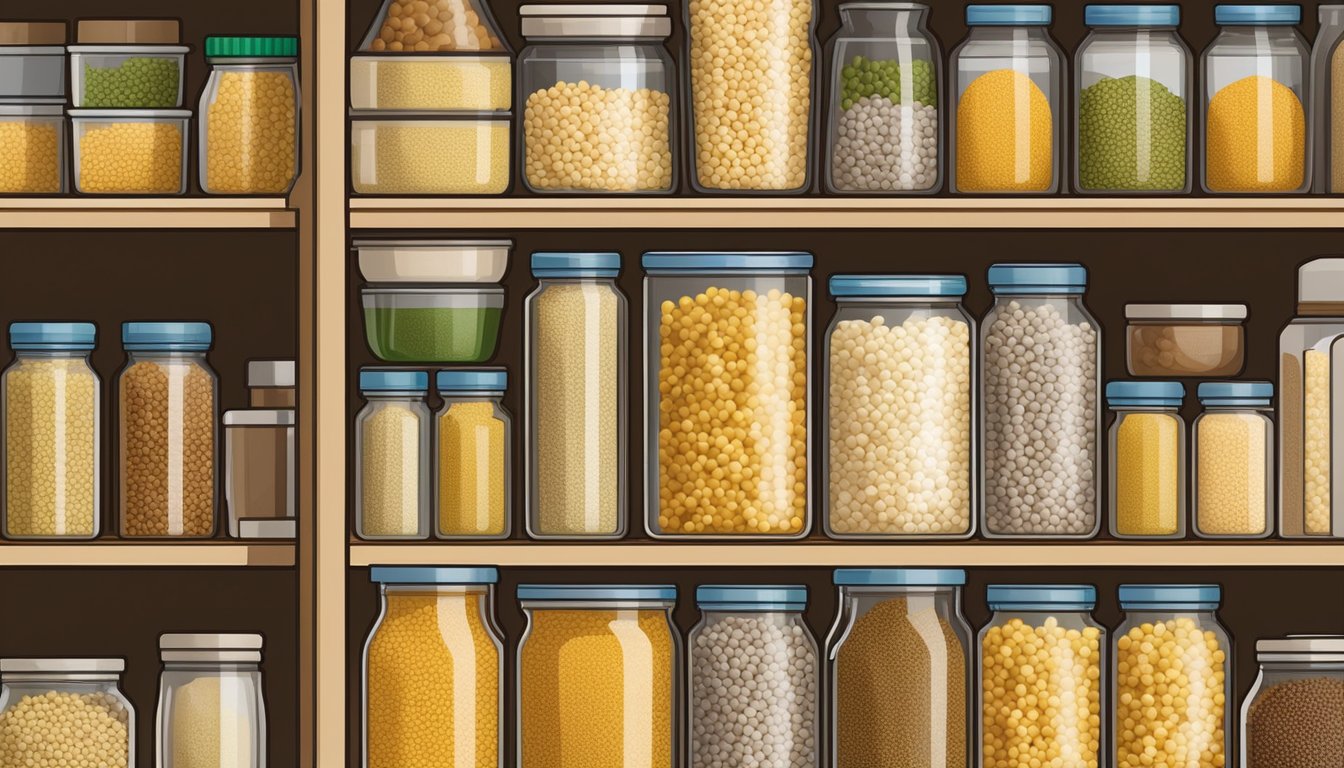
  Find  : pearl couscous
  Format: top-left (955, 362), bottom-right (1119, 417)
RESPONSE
top-left (351, 119), bottom-right (509, 194)
top-left (0, 119), bottom-right (61, 193)
top-left (1304, 348), bottom-right (1332, 534)
top-left (78, 119), bottom-right (185, 194)
top-left (0, 690), bottom-right (131, 768)
top-left (524, 80), bottom-right (672, 192)
top-left (205, 70), bottom-right (297, 194)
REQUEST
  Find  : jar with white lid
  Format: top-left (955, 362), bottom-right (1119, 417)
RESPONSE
top-left (1194, 382), bottom-right (1275, 538)
top-left (1106, 381), bottom-right (1186, 540)
top-left (355, 369), bottom-right (430, 540)
top-left (0, 658), bottom-right (134, 767)
top-left (1242, 635), bottom-right (1344, 767)
top-left (1125, 303), bottom-right (1248, 377)
top-left (157, 633), bottom-right (266, 768)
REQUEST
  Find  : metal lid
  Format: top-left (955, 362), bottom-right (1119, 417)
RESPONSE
top-left (834, 568), bottom-right (967, 586)
top-left (532, 251), bottom-right (622, 277)
top-left (437, 368), bottom-right (507, 393)
top-left (223, 409), bottom-right (295, 427)
top-left (966, 4), bottom-right (1053, 25)
top-left (205, 35), bottom-right (298, 58)
top-left (1106, 380), bottom-right (1185, 407)
top-left (1256, 635), bottom-right (1344, 661)
top-left (1125, 303), bottom-right (1247, 320)
top-left (359, 369), bottom-right (428, 393)
top-left (0, 658), bottom-right (125, 674)
top-left (642, 251), bottom-right (814, 272)
top-left (1214, 4), bottom-right (1302, 24)
top-left (1118, 584), bottom-right (1221, 610)
top-left (76, 19), bottom-right (181, 44)
top-left (159, 633), bottom-right (263, 663)
top-left (1298, 257), bottom-right (1344, 302)
top-left (371, 566), bottom-right (499, 584)
top-left (122, 321), bottom-right (211, 351)
top-left (248, 360), bottom-right (295, 388)
top-left (988, 263), bottom-right (1087, 294)
top-left (0, 22), bottom-right (67, 46)
top-left (520, 4), bottom-right (672, 38)
top-left (830, 275), bottom-right (968, 298)
top-left (1085, 4), bottom-right (1180, 26)
top-left (696, 585), bottom-right (807, 611)
top-left (10, 322), bottom-right (96, 351)
top-left (986, 584), bottom-right (1097, 610)
top-left (1198, 380), bottom-right (1273, 405)
top-left (517, 584), bottom-right (677, 602)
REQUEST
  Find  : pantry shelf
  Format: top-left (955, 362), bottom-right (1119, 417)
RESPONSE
top-left (0, 198), bottom-right (296, 229)
top-left (0, 541), bottom-right (295, 567)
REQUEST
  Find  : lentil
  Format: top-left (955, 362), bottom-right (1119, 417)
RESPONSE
top-left (1078, 75), bottom-right (1186, 191)
top-left (840, 56), bottom-right (937, 107)
top-left (205, 70), bottom-right (298, 194)
top-left (83, 57), bottom-right (180, 107)
top-left (0, 690), bottom-right (130, 768)
top-left (1305, 348), bottom-right (1332, 533)
top-left (1196, 413), bottom-right (1268, 536)
top-left (350, 120), bottom-right (509, 194)
top-left (1205, 75), bottom-right (1305, 192)
top-left (956, 69), bottom-right (1053, 191)
top-left (364, 306), bottom-right (502, 363)
top-left (438, 400), bottom-right (506, 536)
top-left (169, 676), bottom-right (253, 768)
top-left (0, 120), bottom-right (60, 193)
top-left (366, 0), bottom-right (504, 52)
top-left (831, 57), bottom-right (938, 191)
top-left (1245, 677), bottom-right (1344, 768)
top-left (360, 404), bottom-right (423, 537)
top-left (362, 58), bottom-right (511, 110)
top-left (1113, 413), bottom-right (1181, 537)
top-left (79, 121), bottom-right (184, 194)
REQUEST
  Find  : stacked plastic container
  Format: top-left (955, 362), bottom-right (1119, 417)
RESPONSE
top-left (0, 22), bottom-right (67, 194)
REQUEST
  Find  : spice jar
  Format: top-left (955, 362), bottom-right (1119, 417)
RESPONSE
top-left (1106, 381), bottom-right (1186, 540)
top-left (355, 369), bottom-right (430, 540)
top-left (643, 251), bottom-right (812, 538)
top-left (2, 322), bottom-right (100, 540)
top-left (823, 275), bottom-right (974, 539)
top-left (690, 585), bottom-right (818, 768)
top-left (517, 584), bottom-right (678, 768)
top-left (981, 264), bottom-right (1100, 538)
top-left (157, 633), bottom-right (266, 768)
top-left (524, 252), bottom-right (627, 539)
top-left (247, 360), bottom-right (295, 407)
top-left (118, 322), bottom-right (217, 538)
top-left (223, 409), bottom-right (295, 537)
top-left (1242, 635), bottom-right (1344, 768)
top-left (979, 585), bottom-right (1105, 768)
top-left (435, 368), bottom-right (510, 538)
top-left (199, 36), bottom-right (300, 195)
top-left (1125, 303), bottom-right (1248, 377)
top-left (1312, 6), bottom-right (1344, 192)
top-left (0, 658), bottom-right (134, 768)
top-left (827, 569), bottom-right (972, 768)
top-left (365, 567), bottom-right (503, 768)
top-left (1194, 381), bottom-right (1275, 538)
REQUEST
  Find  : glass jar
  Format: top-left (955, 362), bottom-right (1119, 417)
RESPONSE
top-left (157, 633), bottom-right (266, 768)
top-left (524, 252), bottom-right (627, 539)
top-left (643, 251), bottom-right (813, 538)
top-left (435, 368), bottom-right (510, 539)
top-left (1313, 7), bottom-right (1344, 192)
top-left (1106, 381), bottom-right (1186, 540)
top-left (0, 104), bottom-right (65, 193)
top-left (518, 5), bottom-right (675, 194)
top-left (828, 569), bottom-right (972, 768)
top-left (1201, 5), bottom-right (1310, 193)
top-left (517, 584), bottom-right (678, 768)
top-left (1125, 303), bottom-right (1248, 377)
top-left (118, 322), bottom-right (218, 538)
top-left (0, 658), bottom-right (134, 768)
top-left (1074, 5), bottom-right (1192, 193)
top-left (2, 322), bottom-right (100, 539)
top-left (950, 5), bottom-right (1064, 193)
top-left (355, 369), bottom-right (430, 540)
top-left (824, 2), bottom-right (942, 194)
top-left (979, 585), bottom-right (1105, 768)
top-left (199, 36), bottom-right (300, 195)
top-left (1194, 381), bottom-right (1275, 538)
top-left (981, 264), bottom-right (1100, 538)
top-left (1242, 635), bottom-right (1344, 768)
top-left (690, 585), bottom-right (818, 768)
top-left (1113, 585), bottom-right (1231, 768)
top-left (823, 275), bottom-right (974, 538)
top-left (364, 567), bottom-right (503, 768)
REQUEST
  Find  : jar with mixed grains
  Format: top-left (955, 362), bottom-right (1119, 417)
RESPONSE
top-left (199, 36), bottom-right (300, 195)
top-left (356, 369), bottom-right (430, 540)
top-left (1242, 635), bottom-right (1344, 768)
top-left (0, 658), bottom-right (134, 768)
top-left (1194, 382), bottom-right (1275, 538)
top-left (435, 368), bottom-right (510, 539)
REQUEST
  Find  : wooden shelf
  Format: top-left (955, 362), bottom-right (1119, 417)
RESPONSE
top-left (0, 198), bottom-right (296, 229)
top-left (0, 541), bottom-right (295, 567)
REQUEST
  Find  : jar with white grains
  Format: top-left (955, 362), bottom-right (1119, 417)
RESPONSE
top-left (823, 275), bottom-right (974, 538)
top-left (981, 263), bottom-right (1100, 538)
top-left (689, 585), bottom-right (819, 768)
top-left (355, 369), bottom-right (430, 540)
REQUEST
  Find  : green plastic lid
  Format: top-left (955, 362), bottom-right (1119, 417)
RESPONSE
top-left (205, 36), bottom-right (298, 58)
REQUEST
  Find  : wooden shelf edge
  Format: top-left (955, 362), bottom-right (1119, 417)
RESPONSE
top-left (0, 198), bottom-right (296, 229)
top-left (0, 541), bottom-right (295, 567)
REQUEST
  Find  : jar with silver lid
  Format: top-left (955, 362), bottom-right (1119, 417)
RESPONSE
top-left (157, 633), bottom-right (266, 768)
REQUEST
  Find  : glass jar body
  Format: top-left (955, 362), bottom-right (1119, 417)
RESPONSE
top-left (436, 393), bottom-right (511, 538)
top-left (1278, 315), bottom-right (1344, 538)
top-left (158, 662), bottom-right (266, 768)
top-left (1241, 659), bottom-right (1344, 767)
top-left (200, 59), bottom-right (300, 194)
top-left (1194, 404), bottom-right (1274, 538)
top-left (1108, 405), bottom-right (1187, 539)
top-left (355, 394), bottom-right (431, 540)
top-left (0, 675), bottom-right (135, 767)
top-left (1312, 7), bottom-right (1344, 192)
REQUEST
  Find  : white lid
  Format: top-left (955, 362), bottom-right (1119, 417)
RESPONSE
top-left (520, 4), bottom-right (671, 38)
top-left (0, 658), bottom-right (124, 673)
top-left (248, 360), bottom-right (295, 388)
top-left (1256, 634), bottom-right (1344, 660)
top-left (160, 633), bottom-right (264, 663)
top-left (1299, 258), bottom-right (1344, 302)
top-left (224, 409), bottom-right (295, 426)
top-left (1125, 303), bottom-right (1248, 320)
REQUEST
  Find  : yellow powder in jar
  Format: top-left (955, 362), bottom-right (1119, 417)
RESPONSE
top-left (354, 58), bottom-right (511, 110)
top-left (1196, 412), bottom-right (1268, 536)
top-left (5, 358), bottom-right (98, 537)
top-left (169, 676), bottom-right (256, 768)
top-left (0, 120), bottom-right (60, 193)
top-left (1305, 348), bottom-right (1332, 534)
top-left (79, 121), bottom-right (184, 193)
top-left (205, 70), bottom-right (298, 194)
top-left (438, 400), bottom-right (506, 536)
top-left (1205, 75), bottom-right (1304, 192)
top-left (351, 120), bottom-right (509, 194)
top-left (956, 69), bottom-right (1054, 191)
top-left (361, 403), bottom-right (423, 537)
top-left (1114, 412), bottom-right (1181, 537)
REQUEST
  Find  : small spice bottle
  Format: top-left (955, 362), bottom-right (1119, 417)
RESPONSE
top-left (0, 658), bottom-right (134, 768)
top-left (156, 634), bottom-right (266, 768)
top-left (1194, 381), bottom-right (1274, 538)
top-left (435, 368), bottom-right (511, 539)
top-left (1242, 635), bottom-right (1344, 768)
top-left (199, 36), bottom-right (300, 195)
top-left (355, 369), bottom-right (430, 540)
top-left (247, 360), bottom-right (295, 407)
top-left (1106, 380), bottom-right (1186, 540)
top-left (222, 408), bottom-right (295, 537)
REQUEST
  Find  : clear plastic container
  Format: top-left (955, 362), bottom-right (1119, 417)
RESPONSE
top-left (361, 286), bottom-right (504, 363)
top-left (1201, 4), bottom-right (1310, 193)
top-left (0, 658), bottom-right (133, 768)
top-left (223, 409), bottom-right (295, 537)
top-left (70, 46), bottom-right (188, 108)
top-left (823, 275), bottom-right (974, 538)
top-left (356, 239), bottom-right (512, 284)
top-left (355, 369), bottom-right (430, 540)
top-left (200, 36), bottom-right (300, 195)
top-left (1314, 6), bottom-right (1344, 192)
top-left (950, 5), bottom-right (1064, 193)
top-left (0, 104), bottom-right (65, 194)
top-left (351, 55), bottom-right (512, 110)
top-left (1107, 381), bottom-right (1186, 540)
top-left (1125, 303), bottom-right (1248, 377)
top-left (435, 369), bottom-right (511, 538)
top-left (0, 22), bottom-right (67, 100)
top-left (350, 112), bottom-right (511, 194)
top-left (70, 109), bottom-right (190, 194)
top-left (1194, 382), bottom-right (1275, 538)
top-left (825, 1), bottom-right (942, 194)
top-left (643, 251), bottom-right (813, 538)
top-left (157, 634), bottom-right (266, 768)
top-left (1242, 635), bottom-right (1344, 768)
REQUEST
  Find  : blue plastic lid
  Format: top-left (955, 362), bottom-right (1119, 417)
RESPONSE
top-left (517, 584), bottom-right (678, 602)
top-left (122, 322), bottom-right (212, 351)
top-left (1085, 4), bottom-right (1180, 26)
top-left (834, 568), bottom-right (968, 586)
top-left (1215, 4), bottom-right (1301, 24)
top-left (437, 368), bottom-right (507, 393)
top-left (10, 322), bottom-right (96, 351)
top-left (1106, 380), bottom-right (1185, 407)
top-left (1119, 584), bottom-right (1221, 609)
top-left (987, 584), bottom-right (1097, 610)
top-left (641, 251), bottom-right (815, 272)
top-left (1198, 381), bottom-right (1273, 405)
top-left (371, 566), bottom-right (498, 584)
top-left (830, 275), bottom-right (968, 298)
top-left (360, 369), bottom-right (428, 393)
top-left (967, 4), bottom-right (1053, 25)
top-left (531, 251), bottom-right (621, 278)
top-left (697, 585), bottom-right (808, 611)
top-left (987, 263), bottom-right (1088, 294)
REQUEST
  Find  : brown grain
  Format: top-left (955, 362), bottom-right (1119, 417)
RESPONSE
top-left (1246, 676), bottom-right (1344, 768)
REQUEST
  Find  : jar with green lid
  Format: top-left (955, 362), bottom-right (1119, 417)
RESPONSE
top-left (199, 36), bottom-right (300, 195)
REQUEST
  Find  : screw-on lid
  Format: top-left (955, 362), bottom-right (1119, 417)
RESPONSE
top-left (1215, 4), bottom-right (1301, 24)
top-left (987, 584), bottom-right (1097, 610)
top-left (517, 584), bottom-right (677, 602)
top-left (77, 19), bottom-right (180, 44)
top-left (1106, 380), bottom-right (1185, 407)
top-left (988, 263), bottom-right (1087, 294)
top-left (531, 251), bottom-right (621, 278)
top-left (830, 275), bottom-right (968, 298)
top-left (1118, 584), bottom-right (1221, 610)
top-left (1125, 303), bottom-right (1247, 321)
top-left (520, 4), bottom-right (672, 38)
top-left (122, 322), bottom-right (211, 351)
top-left (0, 658), bottom-right (125, 674)
top-left (10, 322), bottom-right (96, 351)
top-left (205, 35), bottom-right (298, 58)
top-left (1255, 635), bottom-right (1344, 661)
top-left (159, 633), bottom-right (264, 663)
top-left (223, 409), bottom-right (295, 427)
top-left (437, 368), bottom-right (507, 393)
top-left (1298, 258), bottom-right (1344, 303)
top-left (834, 568), bottom-right (967, 586)
top-left (967, 4), bottom-right (1053, 25)
top-left (696, 585), bottom-right (807, 611)
top-left (642, 251), bottom-right (814, 272)
top-left (0, 22), bottom-right (67, 46)
top-left (1197, 381), bottom-right (1273, 405)
top-left (1085, 4), bottom-right (1180, 26)
top-left (359, 369), bottom-right (428, 393)
top-left (248, 360), bottom-right (295, 388)
top-left (371, 566), bottom-right (499, 584)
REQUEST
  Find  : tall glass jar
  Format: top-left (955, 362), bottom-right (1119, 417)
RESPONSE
top-left (2, 322), bottom-right (100, 539)
top-left (364, 567), bottom-right (503, 768)
top-left (118, 322), bottom-right (218, 538)
top-left (355, 369), bottom-right (430, 540)
top-left (0, 658), bottom-right (134, 768)
top-left (1074, 5), bottom-right (1192, 193)
top-left (825, 2), bottom-right (942, 194)
top-left (828, 569), bottom-right (972, 768)
top-left (950, 5), bottom-right (1064, 193)
top-left (517, 584), bottom-right (678, 768)
top-left (199, 36), bottom-right (300, 195)
top-left (524, 252), bottom-right (627, 539)
top-left (690, 585), bottom-right (818, 768)
top-left (643, 251), bottom-right (813, 538)
top-left (1201, 4), bottom-right (1310, 193)
top-left (981, 264), bottom-right (1100, 538)
top-left (1106, 381), bottom-right (1186, 540)
top-left (1313, 6), bottom-right (1344, 192)
top-left (435, 368), bottom-right (511, 539)
top-left (1242, 635), bottom-right (1344, 768)
top-left (823, 275), bottom-right (974, 538)
top-left (518, 4), bottom-right (675, 193)
top-left (157, 633), bottom-right (266, 768)
top-left (1194, 381), bottom-right (1275, 538)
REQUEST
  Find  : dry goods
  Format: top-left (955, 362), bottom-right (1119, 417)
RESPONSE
top-left (83, 57), bottom-right (180, 107)
top-left (5, 358), bottom-right (97, 537)
top-left (1245, 677), bottom-right (1344, 768)
top-left (1114, 412), bottom-right (1181, 536)
top-left (79, 121), bottom-right (183, 193)
top-left (366, 0), bottom-right (504, 51)
top-left (1196, 413), bottom-right (1268, 535)
top-left (1205, 75), bottom-right (1304, 191)
top-left (351, 120), bottom-right (509, 194)
top-left (831, 56), bottom-right (938, 191)
top-left (0, 690), bottom-right (130, 768)
top-left (169, 676), bottom-right (255, 768)
top-left (957, 69), bottom-right (1052, 191)
top-left (1129, 325), bottom-right (1241, 376)
top-left (438, 401), bottom-right (506, 536)
top-left (523, 80), bottom-right (672, 191)
top-left (366, 58), bottom-right (511, 110)
top-left (361, 404), bottom-right (423, 537)
top-left (1334, 45), bottom-right (1344, 190)
top-left (1077, 75), bottom-right (1186, 190)
top-left (0, 120), bottom-right (60, 193)
top-left (1305, 348), bottom-right (1332, 533)
top-left (206, 71), bottom-right (297, 193)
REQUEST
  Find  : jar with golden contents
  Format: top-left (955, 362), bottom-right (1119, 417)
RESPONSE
top-left (364, 567), bottom-right (503, 768)
top-left (1106, 381), bottom-right (1186, 540)
top-left (643, 251), bottom-right (812, 538)
top-left (1193, 382), bottom-right (1275, 538)
top-left (435, 368), bottom-right (510, 538)
top-left (0, 658), bottom-right (134, 768)
top-left (199, 36), bottom-right (300, 195)
top-left (356, 369), bottom-right (430, 540)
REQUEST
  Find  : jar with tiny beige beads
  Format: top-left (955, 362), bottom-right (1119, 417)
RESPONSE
top-left (1194, 382), bottom-right (1275, 538)
top-left (355, 369), bottom-right (430, 540)
top-left (199, 37), bottom-right (300, 195)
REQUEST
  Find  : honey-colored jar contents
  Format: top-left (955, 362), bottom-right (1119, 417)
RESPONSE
top-left (1196, 413), bottom-right (1268, 536)
top-left (5, 358), bottom-right (98, 537)
top-left (438, 400), bottom-right (506, 536)
top-left (205, 70), bottom-right (298, 194)
top-left (1114, 412), bottom-right (1181, 537)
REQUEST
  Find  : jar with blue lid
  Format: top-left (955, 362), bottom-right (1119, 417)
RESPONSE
top-left (642, 252), bottom-right (812, 538)
top-left (435, 368), bottom-right (510, 539)
top-left (1194, 381), bottom-right (1274, 538)
top-left (823, 275), bottom-right (974, 539)
top-left (355, 369), bottom-right (430, 540)
top-left (1107, 380), bottom-right (1186, 540)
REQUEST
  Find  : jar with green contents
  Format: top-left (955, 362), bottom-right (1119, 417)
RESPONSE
top-left (362, 286), bottom-right (504, 363)
top-left (1106, 381), bottom-right (1186, 540)
top-left (70, 19), bottom-right (187, 108)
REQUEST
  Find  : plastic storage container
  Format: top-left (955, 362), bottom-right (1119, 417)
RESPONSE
top-left (1107, 381), bottom-right (1186, 540)
top-left (247, 360), bottom-right (296, 408)
top-left (0, 22), bottom-right (67, 100)
top-left (350, 113), bottom-right (510, 194)
top-left (951, 5), bottom-right (1064, 193)
top-left (0, 658), bottom-right (134, 768)
top-left (517, 584), bottom-right (678, 768)
top-left (823, 275), bottom-right (974, 538)
top-left (1194, 382), bottom-right (1275, 538)
top-left (828, 569), bottom-right (972, 768)
top-left (70, 109), bottom-right (190, 194)
top-left (157, 634), bottom-right (266, 768)
top-left (355, 369), bottom-right (430, 540)
top-left (356, 239), bottom-right (512, 284)
top-left (1201, 5), bottom-right (1310, 193)
top-left (643, 251), bottom-right (812, 538)
top-left (200, 36), bottom-right (300, 195)
top-left (435, 368), bottom-right (511, 538)
top-left (1074, 5), bottom-right (1192, 193)
top-left (0, 104), bottom-right (65, 194)
top-left (1125, 303), bottom-right (1248, 376)
top-left (223, 409), bottom-right (295, 537)
top-left (1242, 635), bottom-right (1344, 768)
top-left (981, 264), bottom-right (1100, 538)
top-left (519, 4), bottom-right (676, 193)
top-left (118, 322), bottom-right (217, 538)
top-left (1312, 6), bottom-right (1344, 192)
top-left (1, 323), bottom-right (99, 540)
top-left (824, 1), bottom-right (942, 193)
top-left (361, 286), bottom-right (504, 363)
top-left (364, 567), bottom-right (503, 768)
top-left (70, 19), bottom-right (187, 108)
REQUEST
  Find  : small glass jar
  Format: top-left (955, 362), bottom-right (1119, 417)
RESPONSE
top-left (199, 36), bottom-right (300, 195)
top-left (518, 5), bottom-right (675, 194)
top-left (157, 633), bottom-right (266, 768)
top-left (364, 567), bottom-right (503, 768)
top-left (524, 252), bottom-right (627, 539)
top-left (2, 322), bottom-right (100, 539)
top-left (355, 369), bottom-right (430, 540)
top-left (118, 322), bottom-right (218, 538)
top-left (979, 585), bottom-right (1105, 768)
top-left (517, 584), bottom-right (678, 768)
top-left (981, 264), bottom-right (1100, 538)
top-left (1313, 6), bottom-right (1344, 192)
top-left (0, 104), bottom-right (66, 193)
top-left (435, 368), bottom-right (511, 539)
top-left (0, 658), bottom-right (134, 768)
top-left (828, 569), bottom-right (972, 768)
top-left (1125, 303), bottom-right (1248, 377)
top-left (825, 1), bottom-right (943, 194)
top-left (823, 275), bottom-right (974, 538)
top-left (1242, 635), bottom-right (1344, 768)
top-left (690, 585), bottom-right (819, 768)
top-left (643, 251), bottom-right (813, 538)
top-left (1194, 382), bottom-right (1275, 538)
top-left (1107, 381), bottom-right (1186, 540)
top-left (1201, 4), bottom-right (1310, 193)
top-left (950, 5), bottom-right (1064, 193)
